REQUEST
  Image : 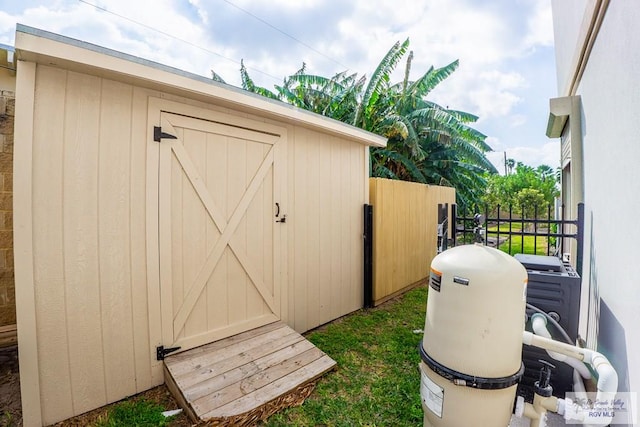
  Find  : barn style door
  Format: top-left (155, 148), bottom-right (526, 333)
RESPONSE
top-left (153, 103), bottom-right (286, 353)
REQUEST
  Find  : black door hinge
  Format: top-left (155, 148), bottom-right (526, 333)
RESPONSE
top-left (153, 126), bottom-right (177, 142)
top-left (156, 345), bottom-right (181, 360)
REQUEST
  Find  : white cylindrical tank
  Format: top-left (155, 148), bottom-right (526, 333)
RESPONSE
top-left (419, 245), bottom-right (527, 427)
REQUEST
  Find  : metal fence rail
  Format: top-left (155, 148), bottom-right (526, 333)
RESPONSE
top-left (439, 202), bottom-right (584, 275)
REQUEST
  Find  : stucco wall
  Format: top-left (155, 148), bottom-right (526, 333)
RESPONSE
top-left (550, 0), bottom-right (591, 95)
top-left (560, 0), bottom-right (640, 411)
top-left (0, 90), bottom-right (14, 328)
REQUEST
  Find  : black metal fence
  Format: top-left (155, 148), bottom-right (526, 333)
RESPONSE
top-left (438, 202), bottom-right (584, 275)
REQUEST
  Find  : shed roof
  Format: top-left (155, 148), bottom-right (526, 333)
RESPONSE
top-left (14, 24), bottom-right (387, 147)
top-left (0, 43), bottom-right (15, 71)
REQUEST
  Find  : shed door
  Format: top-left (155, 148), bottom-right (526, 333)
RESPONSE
top-left (157, 109), bottom-right (285, 352)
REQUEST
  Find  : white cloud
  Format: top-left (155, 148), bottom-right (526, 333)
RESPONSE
top-left (488, 140), bottom-right (560, 173)
top-left (523, 0), bottom-right (554, 51)
top-left (0, 0), bottom-right (557, 163)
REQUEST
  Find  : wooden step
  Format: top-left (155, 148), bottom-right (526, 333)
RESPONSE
top-left (163, 321), bottom-right (336, 425)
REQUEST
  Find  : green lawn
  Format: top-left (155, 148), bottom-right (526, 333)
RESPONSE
top-left (486, 223), bottom-right (553, 255)
top-left (498, 234), bottom-right (550, 255)
top-left (262, 287), bottom-right (427, 426)
top-left (90, 287), bottom-right (428, 427)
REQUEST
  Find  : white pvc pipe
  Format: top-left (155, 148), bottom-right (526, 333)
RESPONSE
top-left (523, 330), bottom-right (619, 427)
top-left (522, 331), bottom-right (586, 361)
top-left (530, 314), bottom-right (592, 380)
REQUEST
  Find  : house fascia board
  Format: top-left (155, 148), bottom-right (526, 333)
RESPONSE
top-left (14, 24), bottom-right (387, 148)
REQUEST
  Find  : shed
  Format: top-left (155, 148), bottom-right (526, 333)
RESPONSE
top-left (13, 25), bottom-right (386, 426)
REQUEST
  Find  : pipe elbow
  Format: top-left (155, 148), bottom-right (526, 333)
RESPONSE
top-left (531, 313), bottom-right (567, 361)
top-left (594, 357), bottom-right (618, 393)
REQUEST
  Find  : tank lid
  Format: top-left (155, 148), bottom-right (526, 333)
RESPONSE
top-left (514, 254), bottom-right (563, 272)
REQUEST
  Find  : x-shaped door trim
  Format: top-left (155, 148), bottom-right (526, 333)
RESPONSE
top-left (160, 115), bottom-right (280, 337)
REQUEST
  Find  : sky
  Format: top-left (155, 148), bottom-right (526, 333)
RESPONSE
top-left (0, 0), bottom-right (560, 172)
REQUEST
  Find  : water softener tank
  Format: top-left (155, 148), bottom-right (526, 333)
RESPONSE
top-left (419, 245), bottom-right (527, 427)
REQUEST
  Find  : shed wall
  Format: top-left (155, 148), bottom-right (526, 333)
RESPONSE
top-left (19, 63), bottom-right (370, 425)
top-left (287, 127), bottom-right (367, 333)
top-left (29, 65), bottom-right (158, 424)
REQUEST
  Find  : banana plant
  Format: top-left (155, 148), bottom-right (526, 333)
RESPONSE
top-left (217, 40), bottom-right (497, 207)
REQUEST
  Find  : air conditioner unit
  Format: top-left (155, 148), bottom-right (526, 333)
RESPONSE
top-left (514, 254), bottom-right (581, 397)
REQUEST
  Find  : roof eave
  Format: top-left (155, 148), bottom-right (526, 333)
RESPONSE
top-left (14, 24), bottom-right (387, 148)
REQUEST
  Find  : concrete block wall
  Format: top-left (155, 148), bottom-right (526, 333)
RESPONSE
top-left (0, 90), bottom-right (14, 327)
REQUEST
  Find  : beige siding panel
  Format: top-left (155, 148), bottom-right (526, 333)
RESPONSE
top-left (306, 133), bottom-right (320, 329)
top-left (329, 141), bottom-right (343, 322)
top-left (14, 60), bottom-right (42, 427)
top-left (62, 71), bottom-right (108, 414)
top-left (146, 98), bottom-right (165, 385)
top-left (181, 128), bottom-right (208, 341)
top-left (227, 137), bottom-right (248, 325)
top-left (292, 128), bottom-right (308, 331)
top-left (339, 140), bottom-right (351, 317)
top-left (369, 178), bottom-right (455, 305)
top-left (97, 79), bottom-right (137, 402)
top-left (129, 87), bottom-right (154, 392)
top-left (30, 71), bottom-right (162, 424)
top-left (290, 128), bottom-right (366, 332)
top-left (31, 65), bottom-right (73, 424)
top-left (205, 133), bottom-right (228, 330)
top-left (317, 138), bottom-right (332, 322)
top-left (245, 140), bottom-right (268, 318)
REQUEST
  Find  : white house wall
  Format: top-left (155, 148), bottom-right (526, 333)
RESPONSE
top-left (552, 0), bottom-right (640, 405)
top-left (551, 0), bottom-right (591, 95)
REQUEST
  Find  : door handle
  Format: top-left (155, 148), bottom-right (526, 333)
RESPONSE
top-left (275, 202), bottom-right (280, 217)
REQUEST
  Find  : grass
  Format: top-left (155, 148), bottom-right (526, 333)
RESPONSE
top-left (95, 400), bottom-right (176, 427)
top-left (486, 223), bottom-right (553, 255)
top-left (498, 234), bottom-right (550, 255)
top-left (262, 286), bottom-right (427, 426)
top-left (80, 287), bottom-right (429, 426)
top-left (0, 411), bottom-right (17, 427)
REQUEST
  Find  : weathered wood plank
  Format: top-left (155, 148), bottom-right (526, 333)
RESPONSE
top-left (163, 365), bottom-right (198, 423)
top-left (203, 355), bottom-right (336, 418)
top-left (175, 329), bottom-right (305, 390)
top-left (184, 339), bottom-right (317, 402)
top-left (167, 321), bottom-right (283, 362)
top-left (164, 323), bottom-right (336, 423)
top-left (191, 345), bottom-right (324, 414)
top-left (167, 323), bottom-right (296, 379)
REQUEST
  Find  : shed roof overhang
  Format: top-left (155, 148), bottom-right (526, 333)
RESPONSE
top-left (14, 24), bottom-right (387, 148)
top-left (0, 43), bottom-right (15, 73)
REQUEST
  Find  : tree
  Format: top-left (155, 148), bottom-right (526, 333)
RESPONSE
top-left (216, 40), bottom-right (497, 206)
top-left (482, 162), bottom-right (560, 216)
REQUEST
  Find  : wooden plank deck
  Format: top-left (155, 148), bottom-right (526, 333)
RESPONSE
top-left (163, 321), bottom-right (336, 425)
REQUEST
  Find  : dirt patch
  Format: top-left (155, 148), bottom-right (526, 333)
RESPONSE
top-left (0, 345), bottom-right (21, 427)
top-left (53, 386), bottom-right (193, 427)
top-left (0, 348), bottom-right (193, 427)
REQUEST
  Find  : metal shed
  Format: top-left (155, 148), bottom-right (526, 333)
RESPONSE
top-left (13, 25), bottom-right (386, 426)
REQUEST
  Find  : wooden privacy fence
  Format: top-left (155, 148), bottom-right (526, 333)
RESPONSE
top-left (367, 178), bottom-right (455, 306)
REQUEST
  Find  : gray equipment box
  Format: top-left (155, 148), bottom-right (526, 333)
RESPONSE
top-left (515, 254), bottom-right (581, 397)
